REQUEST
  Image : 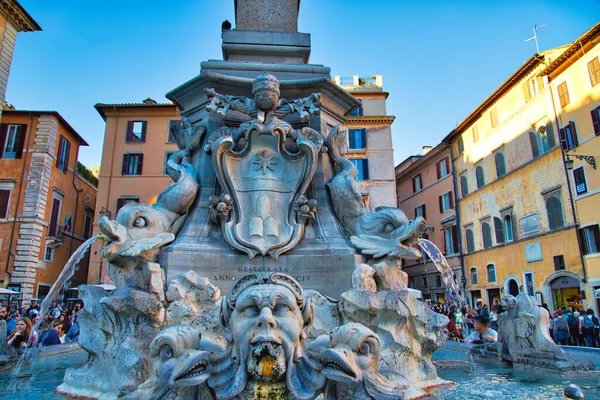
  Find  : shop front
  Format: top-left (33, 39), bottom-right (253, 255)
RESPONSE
top-left (547, 273), bottom-right (584, 311)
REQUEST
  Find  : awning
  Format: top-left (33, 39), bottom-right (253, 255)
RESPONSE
top-left (0, 288), bottom-right (19, 295)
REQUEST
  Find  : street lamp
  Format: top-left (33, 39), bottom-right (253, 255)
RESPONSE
top-left (564, 154), bottom-right (596, 170)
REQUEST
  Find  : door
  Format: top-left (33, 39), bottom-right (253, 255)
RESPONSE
top-left (487, 288), bottom-right (501, 307)
top-left (508, 279), bottom-right (519, 296)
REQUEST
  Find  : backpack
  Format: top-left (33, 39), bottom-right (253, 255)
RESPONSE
top-left (582, 316), bottom-right (594, 331)
top-left (555, 316), bottom-right (568, 331)
top-left (593, 316), bottom-right (600, 329)
top-left (567, 314), bottom-right (579, 331)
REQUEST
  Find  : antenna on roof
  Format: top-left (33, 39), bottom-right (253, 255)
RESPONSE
top-left (525, 24), bottom-right (545, 54)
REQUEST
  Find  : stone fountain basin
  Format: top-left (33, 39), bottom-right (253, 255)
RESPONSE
top-left (1, 342), bottom-right (599, 399)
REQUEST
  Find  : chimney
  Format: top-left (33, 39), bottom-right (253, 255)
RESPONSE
top-left (422, 146), bottom-right (432, 155)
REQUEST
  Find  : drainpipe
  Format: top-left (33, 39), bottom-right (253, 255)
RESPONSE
top-left (69, 151), bottom-right (83, 256)
top-left (449, 143), bottom-right (468, 307)
top-left (547, 75), bottom-right (589, 306)
top-left (4, 113), bottom-right (34, 280)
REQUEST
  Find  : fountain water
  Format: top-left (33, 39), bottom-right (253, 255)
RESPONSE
top-left (418, 238), bottom-right (465, 306)
top-left (8, 235), bottom-right (98, 392)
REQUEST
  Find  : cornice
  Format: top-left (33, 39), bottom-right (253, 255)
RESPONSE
top-left (0, 0), bottom-right (41, 32)
top-left (346, 115), bottom-right (395, 125)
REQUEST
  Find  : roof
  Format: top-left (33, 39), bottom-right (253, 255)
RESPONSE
top-left (94, 102), bottom-right (177, 121)
top-left (541, 22), bottom-right (600, 77)
top-left (442, 53), bottom-right (545, 143)
top-left (2, 110), bottom-right (88, 146)
top-left (394, 142), bottom-right (450, 179)
top-left (0, 0), bottom-right (42, 32)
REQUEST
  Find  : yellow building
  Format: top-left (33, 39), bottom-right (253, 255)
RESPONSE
top-left (540, 23), bottom-right (600, 313)
top-left (443, 44), bottom-right (587, 312)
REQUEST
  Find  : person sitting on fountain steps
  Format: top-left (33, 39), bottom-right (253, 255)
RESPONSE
top-left (464, 315), bottom-right (497, 344)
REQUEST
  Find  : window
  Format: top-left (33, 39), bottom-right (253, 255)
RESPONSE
top-left (472, 124), bottom-right (479, 142)
top-left (48, 193), bottom-right (62, 237)
top-left (351, 159), bottom-right (369, 180)
top-left (457, 136), bottom-right (464, 155)
top-left (44, 245), bottom-right (54, 262)
top-left (439, 191), bottom-right (454, 213)
top-left (348, 105), bottom-right (363, 117)
top-left (122, 153), bottom-right (144, 176)
top-left (37, 284), bottom-right (51, 302)
top-left (490, 107), bottom-right (498, 129)
top-left (545, 196), bottom-right (564, 230)
top-left (592, 107), bottom-right (600, 136)
top-left (0, 124), bottom-right (26, 159)
top-left (465, 226), bottom-right (475, 253)
top-left (558, 121), bottom-right (578, 151)
top-left (436, 157), bottom-right (449, 179)
top-left (443, 225), bottom-right (459, 255)
top-left (164, 151), bottom-right (175, 176)
top-left (493, 217), bottom-right (505, 245)
top-left (557, 82), bottom-right (570, 108)
top-left (460, 174), bottom-right (468, 197)
top-left (475, 165), bottom-right (485, 189)
top-left (116, 197), bottom-right (140, 213)
top-left (422, 277), bottom-right (428, 288)
top-left (168, 120), bottom-right (182, 143)
top-left (415, 204), bottom-right (426, 220)
top-left (486, 264), bottom-right (496, 283)
top-left (0, 188), bottom-right (11, 218)
top-left (494, 150), bottom-right (506, 178)
top-left (553, 255), bottom-right (565, 271)
top-left (83, 211), bottom-right (93, 239)
top-left (579, 225), bottom-right (600, 255)
top-left (348, 128), bottom-right (367, 149)
top-left (503, 215), bottom-right (514, 242)
top-left (436, 275), bottom-right (442, 288)
top-left (524, 272), bottom-right (534, 296)
top-left (529, 126), bottom-right (553, 158)
top-left (470, 267), bottom-right (478, 285)
top-left (126, 121), bottom-right (147, 143)
top-left (56, 136), bottom-right (71, 173)
top-left (412, 174), bottom-right (422, 193)
top-left (482, 221), bottom-right (492, 249)
top-left (573, 166), bottom-right (587, 195)
top-left (523, 77), bottom-right (543, 101)
top-left (588, 57), bottom-right (600, 87)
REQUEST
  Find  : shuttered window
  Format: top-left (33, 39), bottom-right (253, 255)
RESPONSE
top-left (557, 82), bottom-right (570, 108)
top-left (465, 228), bottom-right (475, 253)
top-left (495, 151), bottom-right (506, 178)
top-left (436, 158), bottom-right (449, 179)
top-left (579, 225), bottom-right (600, 255)
top-left (348, 128), bottom-right (367, 149)
top-left (573, 167), bottom-right (587, 195)
top-left (0, 189), bottom-right (10, 218)
top-left (439, 192), bottom-right (453, 213)
top-left (126, 121), bottom-right (147, 143)
top-left (460, 174), bottom-right (469, 197)
top-left (487, 264), bottom-right (496, 282)
top-left (116, 197), bottom-right (140, 213)
top-left (588, 57), bottom-right (600, 87)
top-left (472, 124), bottom-right (479, 142)
top-left (591, 107), bottom-right (600, 136)
top-left (493, 217), bottom-right (505, 244)
top-left (351, 159), bottom-right (369, 180)
top-left (476, 165), bottom-right (485, 189)
top-left (48, 196), bottom-right (62, 237)
top-left (0, 124), bottom-right (26, 159)
top-left (558, 121), bottom-right (579, 151)
top-left (482, 222), bottom-right (492, 249)
top-left (168, 120), bottom-right (182, 143)
top-left (546, 196), bottom-right (564, 231)
top-left (470, 267), bottom-right (478, 285)
top-left (122, 153), bottom-right (144, 175)
top-left (56, 136), bottom-right (71, 173)
top-left (412, 174), bottom-right (422, 193)
top-left (415, 204), bottom-right (426, 220)
top-left (504, 215), bottom-right (514, 242)
top-left (457, 136), bottom-right (464, 155)
top-left (490, 107), bottom-right (499, 129)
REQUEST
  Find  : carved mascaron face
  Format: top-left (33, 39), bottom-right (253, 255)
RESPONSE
top-left (252, 73), bottom-right (280, 111)
top-left (230, 284), bottom-right (304, 381)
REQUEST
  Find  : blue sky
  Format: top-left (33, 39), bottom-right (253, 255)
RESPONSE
top-left (6, 1), bottom-right (600, 168)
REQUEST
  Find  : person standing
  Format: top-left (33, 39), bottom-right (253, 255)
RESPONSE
top-left (553, 310), bottom-right (570, 346)
top-left (581, 309), bottom-right (599, 348)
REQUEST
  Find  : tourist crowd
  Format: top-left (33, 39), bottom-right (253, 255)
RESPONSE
top-left (0, 301), bottom-right (83, 349)
top-left (431, 299), bottom-right (600, 348)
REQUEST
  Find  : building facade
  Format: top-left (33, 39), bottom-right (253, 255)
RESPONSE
top-left (540, 23), bottom-right (600, 313)
top-left (396, 144), bottom-right (464, 303)
top-left (0, 110), bottom-right (96, 304)
top-left (444, 45), bottom-right (589, 312)
top-left (334, 75), bottom-right (396, 209)
top-left (88, 100), bottom-right (180, 284)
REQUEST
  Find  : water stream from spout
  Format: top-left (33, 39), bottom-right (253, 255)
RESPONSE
top-left (8, 234), bottom-right (99, 392)
top-left (418, 238), bottom-right (465, 307)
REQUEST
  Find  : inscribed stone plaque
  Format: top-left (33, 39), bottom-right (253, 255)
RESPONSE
top-left (525, 242), bottom-right (543, 262)
top-left (520, 214), bottom-right (539, 236)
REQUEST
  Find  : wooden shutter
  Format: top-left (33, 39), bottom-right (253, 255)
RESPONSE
top-left (495, 152), bottom-right (506, 177)
top-left (49, 197), bottom-right (61, 236)
top-left (137, 153), bottom-right (144, 175)
top-left (592, 108), bottom-right (600, 136)
top-left (461, 175), bottom-right (468, 197)
top-left (466, 229), bottom-right (474, 253)
top-left (440, 230), bottom-right (446, 255)
top-left (529, 131), bottom-right (540, 157)
top-left (56, 136), bottom-right (64, 167)
top-left (493, 217), bottom-right (505, 244)
top-left (558, 128), bottom-right (568, 151)
top-left (546, 122), bottom-right (556, 148)
top-left (522, 81), bottom-right (531, 102)
top-left (122, 154), bottom-right (130, 175)
top-left (0, 189), bottom-right (10, 218)
top-left (536, 76), bottom-right (544, 91)
top-left (592, 225), bottom-right (600, 253)
top-left (63, 139), bottom-right (71, 172)
top-left (449, 192), bottom-right (454, 209)
top-left (451, 225), bottom-right (459, 254)
top-left (141, 121), bottom-right (148, 142)
top-left (348, 129), bottom-right (356, 149)
top-left (0, 124), bottom-right (7, 158)
top-left (14, 125), bottom-right (26, 159)
top-left (422, 204), bottom-right (427, 220)
top-left (482, 223), bottom-right (492, 249)
top-left (436, 161), bottom-right (441, 180)
top-left (412, 177), bottom-right (416, 193)
top-left (126, 121), bottom-right (133, 142)
top-left (569, 121), bottom-right (579, 147)
top-left (116, 198), bottom-right (126, 213)
top-left (439, 195), bottom-right (443, 213)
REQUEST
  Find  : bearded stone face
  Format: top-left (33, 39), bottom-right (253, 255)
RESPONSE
top-left (229, 284), bottom-right (305, 381)
top-left (253, 89), bottom-right (279, 111)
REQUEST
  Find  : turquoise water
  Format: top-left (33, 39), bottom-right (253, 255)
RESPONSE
top-left (0, 345), bottom-right (598, 399)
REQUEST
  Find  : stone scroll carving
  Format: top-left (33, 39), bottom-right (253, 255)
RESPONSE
top-left (325, 126), bottom-right (425, 260)
top-left (205, 74), bottom-right (323, 259)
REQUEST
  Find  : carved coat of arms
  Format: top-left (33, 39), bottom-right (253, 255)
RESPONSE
top-left (206, 74), bottom-right (322, 259)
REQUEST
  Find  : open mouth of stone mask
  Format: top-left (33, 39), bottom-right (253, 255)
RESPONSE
top-left (248, 342), bottom-right (286, 382)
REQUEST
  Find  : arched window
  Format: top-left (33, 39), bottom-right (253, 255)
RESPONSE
top-left (460, 174), bottom-right (469, 197)
top-left (504, 215), bottom-right (514, 242)
top-left (470, 267), bottom-right (478, 285)
top-left (493, 217), bottom-right (505, 244)
top-left (482, 222), bottom-right (492, 249)
top-left (486, 264), bottom-right (496, 282)
top-left (495, 152), bottom-right (506, 178)
top-left (476, 165), bottom-right (485, 189)
top-left (465, 228), bottom-right (475, 253)
top-left (546, 196), bottom-right (564, 230)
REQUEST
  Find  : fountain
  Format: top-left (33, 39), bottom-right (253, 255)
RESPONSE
top-left (3, 1), bottom-right (599, 399)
